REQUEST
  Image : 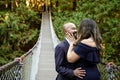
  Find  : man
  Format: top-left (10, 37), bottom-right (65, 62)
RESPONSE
top-left (55, 22), bottom-right (86, 80)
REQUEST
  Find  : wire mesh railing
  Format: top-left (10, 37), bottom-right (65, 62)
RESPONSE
top-left (98, 62), bottom-right (120, 80)
top-left (0, 60), bottom-right (21, 80)
top-left (0, 11), bottom-right (43, 80)
top-left (0, 49), bottom-right (35, 80)
top-left (0, 36), bottom-right (41, 80)
top-left (0, 15), bottom-right (40, 80)
top-left (0, 20), bottom-right (41, 80)
top-left (20, 50), bottom-right (33, 80)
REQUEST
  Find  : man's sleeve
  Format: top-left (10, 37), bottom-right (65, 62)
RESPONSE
top-left (55, 45), bottom-right (74, 78)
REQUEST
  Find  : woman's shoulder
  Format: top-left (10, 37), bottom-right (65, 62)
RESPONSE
top-left (80, 38), bottom-right (97, 48)
top-left (76, 39), bottom-right (100, 63)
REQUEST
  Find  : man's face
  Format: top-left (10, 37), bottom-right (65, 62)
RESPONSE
top-left (67, 24), bottom-right (77, 39)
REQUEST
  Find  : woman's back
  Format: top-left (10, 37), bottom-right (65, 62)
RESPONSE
top-left (74, 41), bottom-right (100, 80)
top-left (67, 18), bottom-right (103, 80)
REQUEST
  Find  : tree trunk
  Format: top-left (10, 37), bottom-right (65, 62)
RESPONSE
top-left (73, 0), bottom-right (77, 11)
top-left (11, 0), bottom-right (16, 11)
top-left (0, 1), bottom-right (6, 10)
top-left (56, 0), bottom-right (58, 7)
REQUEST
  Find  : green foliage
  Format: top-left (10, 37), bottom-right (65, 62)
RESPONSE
top-left (0, 2), bottom-right (41, 66)
top-left (52, 0), bottom-right (120, 65)
top-left (16, 3), bottom-right (41, 25)
top-left (52, 0), bottom-right (76, 12)
top-left (52, 10), bottom-right (87, 40)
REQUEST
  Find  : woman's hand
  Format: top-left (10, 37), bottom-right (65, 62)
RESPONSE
top-left (66, 32), bottom-right (76, 44)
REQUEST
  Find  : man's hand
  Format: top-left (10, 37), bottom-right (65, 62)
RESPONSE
top-left (73, 67), bottom-right (86, 79)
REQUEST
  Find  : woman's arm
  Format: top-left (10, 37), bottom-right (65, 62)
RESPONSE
top-left (67, 43), bottom-right (80, 63)
top-left (66, 32), bottom-right (80, 63)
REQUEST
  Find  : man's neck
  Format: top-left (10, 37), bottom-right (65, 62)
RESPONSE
top-left (65, 37), bottom-right (70, 44)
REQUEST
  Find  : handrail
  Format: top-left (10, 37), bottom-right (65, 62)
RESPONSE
top-left (49, 11), bottom-right (60, 48)
top-left (100, 61), bottom-right (120, 70)
top-left (98, 61), bottom-right (120, 80)
top-left (0, 13), bottom-right (41, 80)
top-left (0, 25), bottom-right (40, 70)
top-left (20, 35), bottom-right (40, 61)
top-left (0, 60), bottom-right (19, 73)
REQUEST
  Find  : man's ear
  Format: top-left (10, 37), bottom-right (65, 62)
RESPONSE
top-left (63, 29), bottom-right (67, 34)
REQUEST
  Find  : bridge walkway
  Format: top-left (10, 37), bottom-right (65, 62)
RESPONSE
top-left (36, 12), bottom-right (57, 80)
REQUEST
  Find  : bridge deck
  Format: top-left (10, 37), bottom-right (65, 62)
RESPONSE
top-left (36, 12), bottom-right (57, 80)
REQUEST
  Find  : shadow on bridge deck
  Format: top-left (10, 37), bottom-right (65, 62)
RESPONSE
top-left (36, 12), bottom-right (57, 80)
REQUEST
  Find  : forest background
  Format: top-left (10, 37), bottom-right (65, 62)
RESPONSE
top-left (0, 0), bottom-right (120, 66)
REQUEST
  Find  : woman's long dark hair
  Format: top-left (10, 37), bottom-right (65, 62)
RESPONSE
top-left (76, 18), bottom-right (103, 60)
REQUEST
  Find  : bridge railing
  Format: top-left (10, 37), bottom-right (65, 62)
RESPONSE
top-left (0, 46), bottom-right (36, 80)
top-left (0, 11), bottom-right (46, 80)
top-left (0, 10), bottom-right (50, 80)
top-left (0, 33), bottom-right (41, 80)
top-left (0, 16), bottom-right (41, 80)
top-left (0, 60), bottom-right (21, 80)
top-left (98, 62), bottom-right (120, 80)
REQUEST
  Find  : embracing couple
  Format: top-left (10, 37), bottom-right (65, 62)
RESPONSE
top-left (54, 18), bottom-right (115, 80)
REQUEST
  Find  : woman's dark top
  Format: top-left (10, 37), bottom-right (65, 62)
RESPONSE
top-left (73, 42), bottom-right (100, 80)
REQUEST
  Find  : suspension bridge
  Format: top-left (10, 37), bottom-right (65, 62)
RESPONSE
top-left (0, 12), bottom-right (120, 80)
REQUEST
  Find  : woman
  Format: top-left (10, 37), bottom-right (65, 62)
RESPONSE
top-left (67, 18), bottom-right (102, 80)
